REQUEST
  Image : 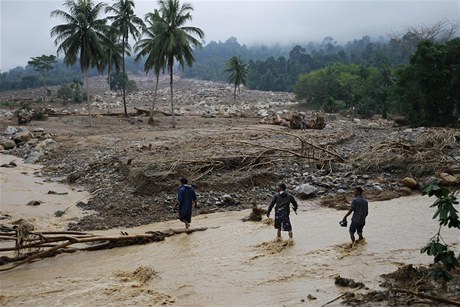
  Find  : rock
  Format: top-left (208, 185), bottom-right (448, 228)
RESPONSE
top-left (450, 165), bottom-right (460, 174)
top-left (401, 177), bottom-right (418, 188)
top-left (393, 116), bottom-right (408, 126)
top-left (0, 161), bottom-right (17, 168)
top-left (26, 200), bottom-right (41, 206)
top-left (0, 138), bottom-right (16, 150)
top-left (32, 128), bottom-right (45, 133)
top-left (242, 205), bottom-right (266, 222)
top-left (353, 118), bottom-right (361, 123)
top-left (4, 126), bottom-right (18, 135)
top-left (13, 131), bottom-right (34, 143)
top-left (294, 183), bottom-right (317, 198)
top-left (397, 186), bottom-right (413, 196)
top-left (437, 173), bottom-right (458, 186)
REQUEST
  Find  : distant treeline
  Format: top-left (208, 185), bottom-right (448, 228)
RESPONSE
top-left (0, 34), bottom-right (409, 92)
top-left (0, 57), bottom-right (144, 92)
top-left (183, 34), bottom-right (412, 92)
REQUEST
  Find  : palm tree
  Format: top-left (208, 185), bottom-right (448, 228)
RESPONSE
top-left (101, 28), bottom-right (126, 114)
top-left (106, 0), bottom-right (144, 117)
top-left (155, 0), bottom-right (204, 128)
top-left (225, 56), bottom-right (248, 99)
top-left (50, 0), bottom-right (109, 127)
top-left (103, 28), bottom-right (123, 92)
top-left (134, 10), bottom-right (166, 125)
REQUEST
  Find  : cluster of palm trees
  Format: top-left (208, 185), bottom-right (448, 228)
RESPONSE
top-left (50, 0), bottom-right (204, 127)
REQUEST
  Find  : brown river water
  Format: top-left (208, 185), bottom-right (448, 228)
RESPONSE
top-left (1, 154), bottom-right (459, 306)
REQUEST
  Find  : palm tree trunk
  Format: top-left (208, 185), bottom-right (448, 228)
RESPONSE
top-left (148, 73), bottom-right (160, 125)
top-left (84, 68), bottom-right (93, 127)
top-left (42, 71), bottom-right (47, 108)
top-left (107, 66), bottom-right (112, 114)
top-left (233, 83), bottom-right (237, 100)
top-left (122, 36), bottom-right (128, 117)
top-left (169, 62), bottom-right (175, 128)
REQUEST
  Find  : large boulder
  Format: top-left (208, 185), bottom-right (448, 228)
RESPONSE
top-left (13, 131), bottom-right (34, 143)
top-left (437, 173), bottom-right (458, 186)
top-left (4, 126), bottom-right (18, 135)
top-left (401, 177), bottom-right (418, 189)
top-left (0, 138), bottom-right (16, 150)
top-left (294, 183), bottom-right (318, 198)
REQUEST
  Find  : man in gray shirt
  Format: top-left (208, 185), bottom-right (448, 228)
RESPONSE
top-left (267, 183), bottom-right (298, 240)
top-left (342, 187), bottom-right (368, 246)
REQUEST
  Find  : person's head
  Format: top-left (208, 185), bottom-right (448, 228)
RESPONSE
top-left (355, 186), bottom-right (363, 196)
top-left (278, 183), bottom-right (287, 192)
top-left (180, 178), bottom-right (188, 185)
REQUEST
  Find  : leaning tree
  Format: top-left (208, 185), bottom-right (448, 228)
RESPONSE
top-left (134, 9), bottom-right (166, 125)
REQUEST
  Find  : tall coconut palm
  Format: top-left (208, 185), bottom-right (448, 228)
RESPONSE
top-left (106, 0), bottom-right (145, 117)
top-left (134, 10), bottom-right (166, 125)
top-left (155, 0), bottom-right (204, 128)
top-left (225, 56), bottom-right (248, 99)
top-left (50, 0), bottom-right (109, 127)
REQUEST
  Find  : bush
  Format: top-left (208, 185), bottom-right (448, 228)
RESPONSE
top-left (57, 81), bottom-right (87, 104)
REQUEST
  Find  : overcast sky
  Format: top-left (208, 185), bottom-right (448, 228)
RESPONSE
top-left (1, 0), bottom-right (459, 71)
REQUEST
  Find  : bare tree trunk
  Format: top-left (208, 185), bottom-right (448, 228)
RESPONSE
top-left (42, 71), bottom-right (47, 108)
top-left (107, 65), bottom-right (112, 114)
top-left (122, 36), bottom-right (128, 117)
top-left (170, 63), bottom-right (175, 128)
top-left (148, 73), bottom-right (160, 125)
top-left (84, 68), bottom-right (93, 127)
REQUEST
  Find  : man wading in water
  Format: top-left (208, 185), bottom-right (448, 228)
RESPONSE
top-left (175, 178), bottom-right (197, 229)
top-left (342, 186), bottom-right (368, 247)
top-left (267, 183), bottom-right (298, 240)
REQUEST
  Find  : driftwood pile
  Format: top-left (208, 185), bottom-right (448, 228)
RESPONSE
top-left (353, 129), bottom-right (460, 176)
top-left (0, 219), bottom-right (208, 272)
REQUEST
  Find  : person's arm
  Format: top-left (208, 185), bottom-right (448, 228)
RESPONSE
top-left (343, 209), bottom-right (352, 221)
top-left (267, 195), bottom-right (277, 218)
top-left (343, 199), bottom-right (356, 221)
top-left (291, 196), bottom-right (298, 214)
top-left (175, 187), bottom-right (183, 210)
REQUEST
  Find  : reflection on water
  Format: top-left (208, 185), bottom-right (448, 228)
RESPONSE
top-left (1, 154), bottom-right (459, 306)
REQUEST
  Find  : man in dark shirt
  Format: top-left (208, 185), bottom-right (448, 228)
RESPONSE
top-left (267, 183), bottom-right (298, 239)
top-left (175, 178), bottom-right (197, 229)
top-left (342, 187), bottom-right (368, 246)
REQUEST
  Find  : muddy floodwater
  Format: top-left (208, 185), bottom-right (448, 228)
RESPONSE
top-left (1, 154), bottom-right (459, 306)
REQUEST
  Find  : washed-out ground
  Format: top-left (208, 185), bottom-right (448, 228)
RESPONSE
top-left (1, 77), bottom-right (459, 305)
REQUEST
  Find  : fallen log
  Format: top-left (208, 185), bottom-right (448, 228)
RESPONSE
top-left (0, 241), bottom-right (74, 272)
top-left (0, 227), bottom-right (210, 271)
